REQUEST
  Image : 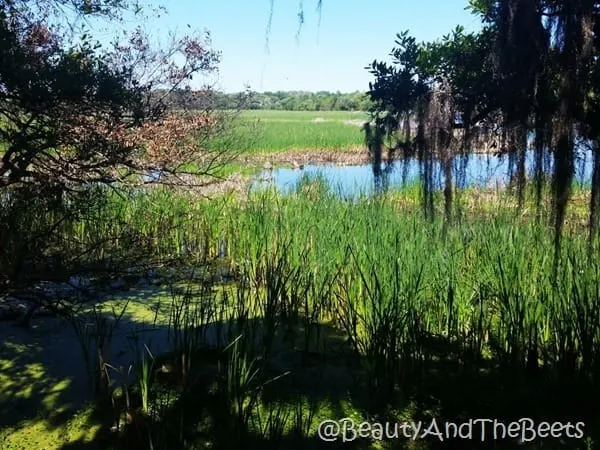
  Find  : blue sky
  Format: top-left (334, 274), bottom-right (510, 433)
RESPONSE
top-left (128, 1), bottom-right (482, 93)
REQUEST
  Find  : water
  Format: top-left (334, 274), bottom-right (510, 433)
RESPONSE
top-left (142, 169), bottom-right (164, 183)
top-left (253, 148), bottom-right (595, 198)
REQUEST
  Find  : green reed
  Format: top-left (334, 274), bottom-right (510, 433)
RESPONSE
top-left (23, 178), bottom-right (600, 446)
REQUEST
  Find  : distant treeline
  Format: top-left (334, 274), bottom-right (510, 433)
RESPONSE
top-left (154, 89), bottom-right (373, 111)
top-left (235, 91), bottom-right (373, 111)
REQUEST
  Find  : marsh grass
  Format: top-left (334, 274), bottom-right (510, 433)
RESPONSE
top-left (216, 110), bottom-right (367, 154)
top-left (137, 344), bottom-right (154, 414)
top-left (14, 180), bottom-right (600, 448)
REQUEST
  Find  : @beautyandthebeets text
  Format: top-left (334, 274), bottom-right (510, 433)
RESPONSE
top-left (317, 417), bottom-right (585, 443)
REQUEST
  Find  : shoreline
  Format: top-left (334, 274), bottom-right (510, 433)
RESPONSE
top-left (239, 146), bottom-right (371, 167)
top-left (239, 145), bottom-right (507, 168)
top-left (177, 145), bottom-right (561, 197)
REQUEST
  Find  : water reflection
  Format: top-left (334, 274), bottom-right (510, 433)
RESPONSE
top-left (253, 148), bottom-right (595, 198)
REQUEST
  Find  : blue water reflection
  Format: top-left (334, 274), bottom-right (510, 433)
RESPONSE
top-left (253, 148), bottom-right (595, 198)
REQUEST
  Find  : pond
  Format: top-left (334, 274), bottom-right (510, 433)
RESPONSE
top-left (253, 147), bottom-right (596, 198)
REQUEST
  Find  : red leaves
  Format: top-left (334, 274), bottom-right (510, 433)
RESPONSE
top-left (130, 112), bottom-right (219, 167)
top-left (0, 1), bottom-right (225, 188)
top-left (61, 110), bottom-right (220, 171)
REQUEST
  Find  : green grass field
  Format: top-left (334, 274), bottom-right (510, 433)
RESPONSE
top-left (220, 110), bottom-right (368, 154)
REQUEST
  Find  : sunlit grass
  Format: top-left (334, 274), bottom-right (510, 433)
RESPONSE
top-left (3, 179), bottom-right (600, 448)
top-left (215, 110), bottom-right (368, 154)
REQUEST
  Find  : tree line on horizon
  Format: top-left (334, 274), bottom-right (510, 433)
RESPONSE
top-left (157, 88), bottom-right (373, 111)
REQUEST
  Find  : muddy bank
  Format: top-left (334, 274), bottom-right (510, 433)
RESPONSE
top-left (241, 146), bottom-right (371, 167)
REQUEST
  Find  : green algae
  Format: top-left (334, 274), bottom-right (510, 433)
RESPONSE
top-left (0, 405), bottom-right (102, 449)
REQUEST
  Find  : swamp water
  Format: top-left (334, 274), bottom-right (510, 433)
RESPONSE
top-left (253, 148), bottom-right (595, 197)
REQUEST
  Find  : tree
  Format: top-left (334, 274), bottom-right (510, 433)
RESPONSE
top-left (364, 0), bottom-right (600, 254)
top-left (0, 0), bottom-right (229, 303)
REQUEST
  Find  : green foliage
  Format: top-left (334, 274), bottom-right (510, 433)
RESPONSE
top-left (367, 25), bottom-right (495, 130)
top-left (4, 183), bottom-right (600, 447)
top-left (365, 0), bottom-right (600, 251)
top-left (211, 90), bottom-right (373, 112)
top-left (0, 0), bottom-right (227, 298)
top-left (216, 110), bottom-right (368, 153)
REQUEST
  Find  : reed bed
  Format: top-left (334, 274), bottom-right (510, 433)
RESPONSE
top-left (59, 181), bottom-right (600, 385)
top-left (10, 179), bottom-right (600, 448)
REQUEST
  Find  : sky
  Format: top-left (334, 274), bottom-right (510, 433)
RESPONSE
top-left (114, 1), bottom-right (483, 94)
